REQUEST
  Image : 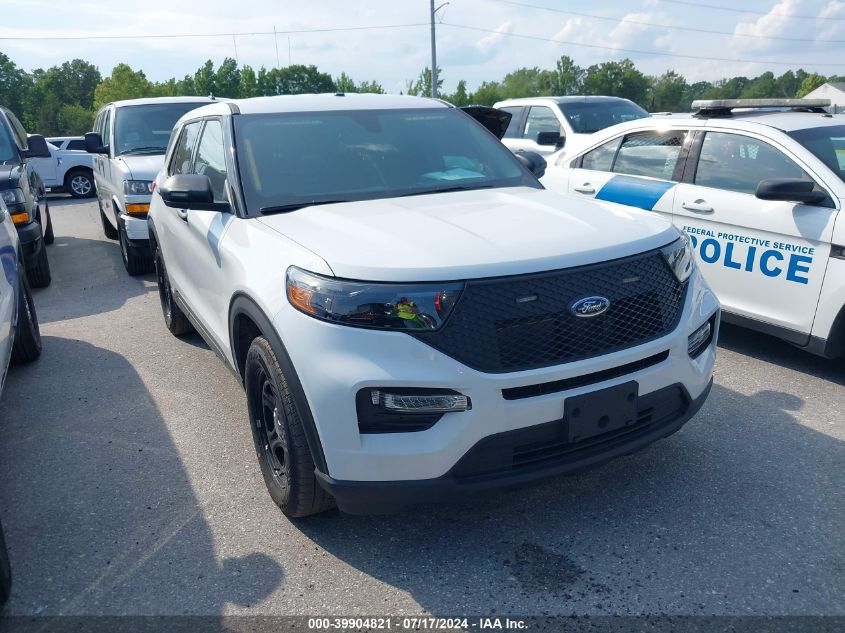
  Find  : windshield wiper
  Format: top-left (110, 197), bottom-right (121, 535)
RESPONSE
top-left (397, 184), bottom-right (494, 198)
top-left (260, 200), bottom-right (351, 214)
top-left (120, 146), bottom-right (166, 155)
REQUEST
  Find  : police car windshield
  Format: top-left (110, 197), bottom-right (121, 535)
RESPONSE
top-left (235, 108), bottom-right (538, 214)
top-left (559, 101), bottom-right (649, 134)
top-left (788, 125), bottom-right (845, 184)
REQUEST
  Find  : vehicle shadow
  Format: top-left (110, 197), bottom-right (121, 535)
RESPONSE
top-left (717, 323), bottom-right (844, 385)
top-left (0, 337), bottom-right (282, 620)
top-left (32, 233), bottom-right (154, 325)
top-left (297, 382), bottom-right (844, 616)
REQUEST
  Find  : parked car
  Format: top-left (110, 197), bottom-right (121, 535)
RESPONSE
top-left (148, 94), bottom-right (719, 518)
top-left (0, 196), bottom-right (44, 605)
top-left (85, 97), bottom-right (217, 276)
top-left (31, 137), bottom-right (96, 199)
top-left (494, 96), bottom-right (649, 161)
top-left (541, 98), bottom-right (845, 358)
top-left (0, 106), bottom-right (53, 287)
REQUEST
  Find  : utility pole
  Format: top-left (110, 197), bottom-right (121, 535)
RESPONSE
top-left (273, 26), bottom-right (280, 69)
top-left (430, 1), bottom-right (448, 98)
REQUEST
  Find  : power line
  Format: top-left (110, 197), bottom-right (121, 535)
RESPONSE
top-left (441, 22), bottom-right (845, 67)
top-left (0, 22), bottom-right (429, 41)
top-left (659, 0), bottom-right (845, 21)
top-left (488, 0), bottom-right (845, 43)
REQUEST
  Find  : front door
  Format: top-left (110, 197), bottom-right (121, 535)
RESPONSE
top-left (672, 130), bottom-right (837, 339)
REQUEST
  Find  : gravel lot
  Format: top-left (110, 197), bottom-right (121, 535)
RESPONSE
top-left (0, 197), bottom-right (843, 618)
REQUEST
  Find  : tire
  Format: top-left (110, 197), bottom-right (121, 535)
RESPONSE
top-left (26, 240), bottom-right (51, 288)
top-left (118, 223), bottom-right (152, 276)
top-left (100, 204), bottom-right (118, 240)
top-left (11, 264), bottom-right (42, 364)
top-left (154, 247), bottom-right (193, 336)
top-left (245, 336), bottom-right (334, 518)
top-left (0, 518), bottom-right (11, 605)
top-left (66, 169), bottom-right (95, 199)
top-left (43, 202), bottom-right (54, 245)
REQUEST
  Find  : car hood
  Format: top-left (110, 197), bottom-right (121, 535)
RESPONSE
top-left (116, 154), bottom-right (165, 181)
top-left (256, 187), bottom-right (679, 282)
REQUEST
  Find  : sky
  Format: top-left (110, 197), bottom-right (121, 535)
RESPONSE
top-left (3, 0), bottom-right (845, 93)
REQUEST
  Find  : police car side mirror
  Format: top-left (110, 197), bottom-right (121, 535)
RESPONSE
top-left (536, 131), bottom-right (565, 148)
top-left (755, 178), bottom-right (828, 206)
top-left (515, 150), bottom-right (547, 179)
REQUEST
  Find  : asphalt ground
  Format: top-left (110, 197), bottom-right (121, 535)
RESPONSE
top-left (0, 197), bottom-right (842, 620)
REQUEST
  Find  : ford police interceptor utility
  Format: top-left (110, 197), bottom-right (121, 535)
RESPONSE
top-left (148, 93), bottom-right (718, 517)
top-left (542, 99), bottom-right (845, 358)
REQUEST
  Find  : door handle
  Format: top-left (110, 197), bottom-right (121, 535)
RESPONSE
top-left (681, 199), bottom-right (714, 213)
top-left (177, 208), bottom-right (189, 222)
top-left (573, 183), bottom-right (595, 194)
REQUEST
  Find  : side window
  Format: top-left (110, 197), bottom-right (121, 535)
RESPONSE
top-left (102, 109), bottom-right (112, 148)
top-left (696, 132), bottom-right (808, 195)
top-left (522, 106), bottom-right (562, 141)
top-left (192, 120), bottom-right (228, 202)
top-left (581, 137), bottom-right (622, 172)
top-left (67, 139), bottom-right (86, 151)
top-left (169, 121), bottom-right (202, 176)
top-left (500, 106), bottom-right (525, 138)
top-left (93, 111), bottom-right (103, 136)
top-left (612, 131), bottom-right (686, 180)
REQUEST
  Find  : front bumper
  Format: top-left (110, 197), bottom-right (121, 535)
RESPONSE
top-left (274, 266), bottom-right (719, 495)
top-left (14, 220), bottom-right (44, 272)
top-left (318, 378), bottom-right (712, 514)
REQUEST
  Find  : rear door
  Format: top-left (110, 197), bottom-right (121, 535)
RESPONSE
top-left (672, 129), bottom-right (837, 339)
top-left (565, 129), bottom-right (690, 224)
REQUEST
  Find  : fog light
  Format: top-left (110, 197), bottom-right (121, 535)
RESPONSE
top-left (688, 320), bottom-right (713, 358)
top-left (371, 390), bottom-right (471, 413)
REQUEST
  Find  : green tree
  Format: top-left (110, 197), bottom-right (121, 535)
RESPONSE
top-left (241, 65), bottom-right (259, 97)
top-left (446, 80), bottom-right (470, 106)
top-left (335, 72), bottom-right (356, 93)
top-left (470, 81), bottom-right (504, 106)
top-left (740, 72), bottom-right (776, 99)
top-left (214, 58), bottom-right (241, 98)
top-left (0, 52), bottom-right (32, 118)
top-left (57, 104), bottom-right (95, 135)
top-left (500, 67), bottom-right (556, 98)
top-left (582, 59), bottom-right (650, 105)
top-left (94, 63), bottom-right (153, 108)
top-left (649, 70), bottom-right (687, 112)
top-left (797, 73), bottom-right (827, 97)
top-left (357, 80), bottom-right (384, 94)
top-left (551, 55), bottom-right (584, 95)
top-left (407, 67), bottom-right (442, 97)
top-left (193, 60), bottom-right (216, 96)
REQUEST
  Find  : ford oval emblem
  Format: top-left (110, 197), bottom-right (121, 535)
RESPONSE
top-left (570, 296), bottom-right (610, 318)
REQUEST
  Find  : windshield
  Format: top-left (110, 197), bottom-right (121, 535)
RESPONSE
top-left (788, 125), bottom-right (845, 184)
top-left (560, 100), bottom-right (648, 134)
top-left (234, 107), bottom-right (538, 213)
top-left (114, 102), bottom-right (209, 156)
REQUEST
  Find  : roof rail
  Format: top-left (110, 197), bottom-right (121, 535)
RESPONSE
top-left (691, 98), bottom-right (831, 117)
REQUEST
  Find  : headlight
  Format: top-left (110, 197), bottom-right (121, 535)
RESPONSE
top-left (124, 180), bottom-right (152, 195)
top-left (661, 233), bottom-right (695, 283)
top-left (286, 266), bottom-right (464, 331)
top-left (1, 188), bottom-right (27, 222)
top-left (0, 188), bottom-right (24, 205)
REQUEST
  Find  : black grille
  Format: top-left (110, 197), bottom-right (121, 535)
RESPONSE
top-left (414, 249), bottom-right (686, 373)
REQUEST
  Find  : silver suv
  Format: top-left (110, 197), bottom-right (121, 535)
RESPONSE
top-left (85, 97), bottom-right (215, 275)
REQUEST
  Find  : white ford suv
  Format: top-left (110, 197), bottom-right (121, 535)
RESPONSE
top-left (148, 94), bottom-right (719, 517)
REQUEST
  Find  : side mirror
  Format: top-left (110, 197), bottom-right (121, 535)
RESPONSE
top-left (22, 134), bottom-right (51, 158)
top-left (84, 132), bottom-right (108, 154)
top-left (158, 174), bottom-right (231, 212)
top-left (755, 178), bottom-right (829, 206)
top-left (536, 131), bottom-right (565, 148)
top-left (515, 150), bottom-right (547, 179)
